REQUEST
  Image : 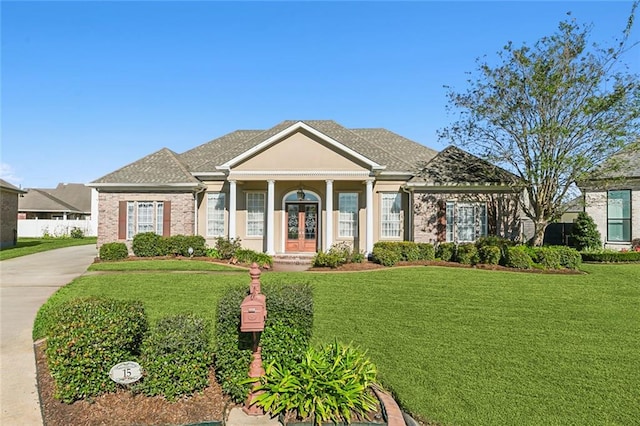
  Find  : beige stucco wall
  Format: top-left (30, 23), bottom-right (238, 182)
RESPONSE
top-left (234, 131), bottom-right (369, 173)
top-left (584, 188), bottom-right (639, 249)
top-left (413, 191), bottom-right (521, 244)
top-left (1, 189), bottom-right (20, 248)
top-left (97, 191), bottom-right (195, 250)
top-left (196, 179), bottom-right (409, 254)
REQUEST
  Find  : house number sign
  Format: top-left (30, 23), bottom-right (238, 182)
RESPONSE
top-left (109, 361), bottom-right (143, 385)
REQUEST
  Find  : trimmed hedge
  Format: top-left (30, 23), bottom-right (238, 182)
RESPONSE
top-left (530, 247), bottom-right (562, 269)
top-left (235, 249), bottom-right (274, 267)
top-left (163, 235), bottom-right (207, 257)
top-left (478, 245), bottom-right (501, 265)
top-left (371, 246), bottom-right (401, 267)
top-left (370, 241), bottom-right (436, 266)
top-left (134, 314), bottom-right (211, 401)
top-left (99, 242), bottom-right (129, 261)
top-left (45, 297), bottom-right (147, 403)
top-left (215, 282), bottom-right (314, 403)
top-left (132, 232), bottom-right (163, 257)
top-left (436, 242), bottom-right (456, 262)
top-left (456, 243), bottom-right (478, 265)
top-left (581, 251), bottom-right (640, 262)
top-left (505, 246), bottom-right (533, 269)
top-left (417, 243), bottom-right (436, 261)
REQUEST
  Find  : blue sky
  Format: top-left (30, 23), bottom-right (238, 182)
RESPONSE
top-left (2, 1), bottom-right (638, 188)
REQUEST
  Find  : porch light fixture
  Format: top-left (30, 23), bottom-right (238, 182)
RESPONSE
top-left (296, 186), bottom-right (306, 201)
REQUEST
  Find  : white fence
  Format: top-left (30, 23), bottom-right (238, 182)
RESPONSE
top-left (18, 219), bottom-right (97, 238)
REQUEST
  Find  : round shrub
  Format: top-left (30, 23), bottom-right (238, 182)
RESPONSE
top-left (134, 314), bottom-right (211, 401)
top-left (45, 297), bottom-right (147, 403)
top-left (417, 243), bottom-right (436, 261)
top-left (70, 227), bottom-right (85, 239)
top-left (554, 246), bottom-right (582, 269)
top-left (372, 246), bottom-right (401, 267)
top-left (456, 243), bottom-right (478, 264)
top-left (312, 251), bottom-right (342, 268)
top-left (505, 246), bottom-right (533, 269)
top-left (163, 235), bottom-right (207, 257)
top-left (478, 245), bottom-right (501, 265)
top-left (132, 232), bottom-right (163, 257)
top-left (531, 247), bottom-right (562, 269)
top-left (436, 242), bottom-right (456, 261)
top-left (99, 242), bottom-right (129, 261)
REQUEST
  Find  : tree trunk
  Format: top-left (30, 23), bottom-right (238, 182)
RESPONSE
top-left (528, 220), bottom-right (548, 246)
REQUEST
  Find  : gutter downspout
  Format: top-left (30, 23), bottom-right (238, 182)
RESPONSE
top-left (401, 185), bottom-right (413, 242)
top-left (194, 186), bottom-right (206, 236)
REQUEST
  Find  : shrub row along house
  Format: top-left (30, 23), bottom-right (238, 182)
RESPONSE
top-left (88, 120), bottom-right (533, 255)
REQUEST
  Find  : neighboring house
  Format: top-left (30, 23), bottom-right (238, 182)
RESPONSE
top-left (89, 120), bottom-right (526, 254)
top-left (579, 145), bottom-right (640, 249)
top-left (0, 179), bottom-right (27, 248)
top-left (18, 183), bottom-right (92, 220)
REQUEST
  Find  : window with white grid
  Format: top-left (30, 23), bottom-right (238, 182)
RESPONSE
top-left (380, 193), bottom-right (401, 238)
top-left (206, 193), bottom-right (226, 237)
top-left (445, 202), bottom-right (488, 243)
top-left (246, 193), bottom-right (265, 237)
top-left (126, 201), bottom-right (164, 239)
top-left (338, 193), bottom-right (358, 237)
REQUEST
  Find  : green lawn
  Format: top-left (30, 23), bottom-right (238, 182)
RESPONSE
top-left (34, 263), bottom-right (640, 425)
top-left (88, 259), bottom-right (243, 272)
top-left (0, 237), bottom-right (97, 261)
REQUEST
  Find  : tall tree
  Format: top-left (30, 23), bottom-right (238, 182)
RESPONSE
top-left (440, 4), bottom-right (640, 245)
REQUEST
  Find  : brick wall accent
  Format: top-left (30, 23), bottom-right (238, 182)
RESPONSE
top-left (1, 190), bottom-right (19, 248)
top-left (97, 192), bottom-right (195, 250)
top-left (413, 191), bottom-right (521, 244)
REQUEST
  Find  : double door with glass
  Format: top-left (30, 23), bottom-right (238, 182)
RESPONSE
top-left (286, 203), bottom-right (318, 252)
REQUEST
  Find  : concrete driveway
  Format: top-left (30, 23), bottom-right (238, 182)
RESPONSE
top-left (0, 244), bottom-right (97, 425)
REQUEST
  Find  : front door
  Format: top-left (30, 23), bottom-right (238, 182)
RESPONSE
top-left (286, 203), bottom-right (318, 252)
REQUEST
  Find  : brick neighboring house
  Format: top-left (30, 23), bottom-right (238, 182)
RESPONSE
top-left (89, 120), bottom-right (528, 253)
top-left (579, 145), bottom-right (640, 249)
top-left (18, 183), bottom-right (92, 220)
top-left (0, 179), bottom-right (27, 248)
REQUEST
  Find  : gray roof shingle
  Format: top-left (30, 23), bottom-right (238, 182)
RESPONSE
top-left (93, 148), bottom-right (202, 185)
top-left (93, 120), bottom-right (442, 185)
top-left (588, 143), bottom-right (640, 180)
top-left (409, 146), bottom-right (518, 185)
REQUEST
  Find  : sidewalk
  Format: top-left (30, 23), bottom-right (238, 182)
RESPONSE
top-left (0, 244), bottom-right (97, 425)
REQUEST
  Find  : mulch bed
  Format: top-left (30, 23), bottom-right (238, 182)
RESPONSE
top-left (35, 341), bottom-right (233, 426)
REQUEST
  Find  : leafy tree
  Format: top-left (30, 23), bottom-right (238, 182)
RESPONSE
top-left (570, 212), bottom-right (602, 251)
top-left (440, 4), bottom-right (640, 245)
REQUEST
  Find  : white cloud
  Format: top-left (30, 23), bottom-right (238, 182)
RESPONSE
top-left (0, 163), bottom-right (23, 187)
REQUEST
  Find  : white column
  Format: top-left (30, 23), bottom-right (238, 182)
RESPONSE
top-left (365, 179), bottom-right (374, 255)
top-left (325, 180), bottom-right (333, 250)
top-left (228, 180), bottom-right (237, 239)
top-left (266, 180), bottom-right (275, 255)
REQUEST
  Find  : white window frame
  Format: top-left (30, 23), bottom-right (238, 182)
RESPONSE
top-left (445, 202), bottom-right (487, 243)
top-left (206, 192), bottom-right (226, 237)
top-left (126, 201), bottom-right (164, 240)
top-left (380, 192), bottom-right (402, 238)
top-left (246, 192), bottom-right (266, 237)
top-left (338, 192), bottom-right (358, 238)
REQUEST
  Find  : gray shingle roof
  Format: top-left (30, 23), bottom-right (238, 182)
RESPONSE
top-left (92, 120), bottom-right (441, 185)
top-left (0, 179), bottom-right (26, 193)
top-left (19, 183), bottom-right (91, 213)
top-left (588, 143), bottom-right (640, 180)
top-left (408, 146), bottom-right (518, 185)
top-left (19, 189), bottom-right (82, 213)
top-left (93, 148), bottom-right (202, 185)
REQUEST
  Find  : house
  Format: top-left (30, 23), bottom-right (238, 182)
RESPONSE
top-left (18, 183), bottom-right (92, 220)
top-left (579, 144), bottom-right (640, 249)
top-left (0, 179), bottom-right (27, 248)
top-left (89, 120), bottom-right (526, 254)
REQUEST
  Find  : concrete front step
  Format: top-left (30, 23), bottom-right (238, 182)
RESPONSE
top-left (272, 254), bottom-right (315, 265)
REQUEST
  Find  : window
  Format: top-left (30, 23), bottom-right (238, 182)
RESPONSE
top-left (126, 201), bottom-right (164, 240)
top-left (247, 193), bottom-right (265, 237)
top-left (338, 193), bottom-right (358, 237)
top-left (445, 202), bottom-right (487, 242)
top-left (207, 193), bottom-right (226, 237)
top-left (381, 193), bottom-right (401, 238)
top-left (608, 190), bottom-right (631, 242)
